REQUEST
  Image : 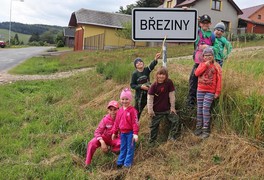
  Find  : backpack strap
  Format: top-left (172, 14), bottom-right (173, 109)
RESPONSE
top-left (211, 33), bottom-right (215, 44)
top-left (194, 29), bottom-right (202, 50)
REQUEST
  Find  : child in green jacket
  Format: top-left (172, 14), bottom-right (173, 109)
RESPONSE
top-left (214, 22), bottom-right (233, 67)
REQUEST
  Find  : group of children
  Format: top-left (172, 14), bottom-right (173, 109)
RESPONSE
top-left (85, 14), bottom-right (232, 168)
top-left (187, 14), bottom-right (232, 138)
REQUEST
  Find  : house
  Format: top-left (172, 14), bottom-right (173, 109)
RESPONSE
top-left (63, 27), bottom-right (75, 48)
top-left (160, 0), bottom-right (243, 34)
top-left (238, 4), bottom-right (264, 34)
top-left (68, 8), bottom-right (145, 51)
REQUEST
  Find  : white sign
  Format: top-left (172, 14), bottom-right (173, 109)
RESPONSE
top-left (132, 8), bottom-right (198, 42)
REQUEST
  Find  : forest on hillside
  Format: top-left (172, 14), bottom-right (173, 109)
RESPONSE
top-left (0, 22), bottom-right (63, 35)
top-left (0, 22), bottom-right (65, 46)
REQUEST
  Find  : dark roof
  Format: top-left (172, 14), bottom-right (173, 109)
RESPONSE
top-left (63, 27), bottom-right (75, 37)
top-left (174, 0), bottom-right (243, 15)
top-left (239, 4), bottom-right (264, 22)
top-left (68, 8), bottom-right (131, 28)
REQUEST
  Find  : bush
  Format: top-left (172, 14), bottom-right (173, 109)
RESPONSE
top-left (235, 33), bottom-right (264, 42)
top-left (56, 40), bottom-right (64, 48)
top-left (96, 60), bottom-right (133, 83)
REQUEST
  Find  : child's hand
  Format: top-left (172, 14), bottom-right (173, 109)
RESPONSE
top-left (214, 94), bottom-right (219, 99)
top-left (111, 134), bottom-right (116, 140)
top-left (199, 44), bottom-right (208, 50)
top-left (155, 52), bottom-right (161, 61)
top-left (205, 60), bottom-right (211, 66)
top-left (133, 134), bottom-right (138, 142)
top-left (141, 84), bottom-right (149, 91)
top-left (100, 140), bottom-right (108, 153)
top-left (148, 110), bottom-right (155, 117)
top-left (170, 108), bottom-right (177, 114)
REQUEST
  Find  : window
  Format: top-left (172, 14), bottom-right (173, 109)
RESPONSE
top-left (222, 21), bottom-right (230, 32)
top-left (212, 0), bottom-right (221, 11)
top-left (258, 15), bottom-right (261, 19)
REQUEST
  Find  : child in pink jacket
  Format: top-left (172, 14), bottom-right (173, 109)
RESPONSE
top-left (85, 100), bottom-right (120, 166)
top-left (112, 88), bottom-right (139, 168)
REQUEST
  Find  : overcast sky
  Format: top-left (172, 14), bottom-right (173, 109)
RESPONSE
top-left (0, 0), bottom-right (263, 27)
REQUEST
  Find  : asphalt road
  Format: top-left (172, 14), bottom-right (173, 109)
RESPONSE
top-left (0, 46), bottom-right (54, 73)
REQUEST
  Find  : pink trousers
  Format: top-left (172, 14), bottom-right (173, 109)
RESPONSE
top-left (85, 135), bottom-right (120, 165)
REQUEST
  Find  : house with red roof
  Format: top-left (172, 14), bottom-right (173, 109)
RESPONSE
top-left (238, 4), bottom-right (264, 34)
top-left (160, 0), bottom-right (243, 34)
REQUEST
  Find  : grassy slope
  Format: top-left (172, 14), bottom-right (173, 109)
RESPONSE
top-left (0, 42), bottom-right (264, 179)
top-left (0, 28), bottom-right (31, 43)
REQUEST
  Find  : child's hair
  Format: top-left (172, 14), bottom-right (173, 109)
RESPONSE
top-left (134, 58), bottom-right (143, 68)
top-left (155, 66), bottom-right (168, 82)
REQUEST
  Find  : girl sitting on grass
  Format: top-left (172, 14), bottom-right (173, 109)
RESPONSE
top-left (85, 100), bottom-right (120, 166)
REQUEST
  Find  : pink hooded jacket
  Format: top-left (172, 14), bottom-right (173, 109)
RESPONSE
top-left (94, 114), bottom-right (116, 141)
top-left (112, 106), bottom-right (139, 135)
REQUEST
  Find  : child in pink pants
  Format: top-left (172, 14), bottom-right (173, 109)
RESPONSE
top-left (85, 100), bottom-right (121, 166)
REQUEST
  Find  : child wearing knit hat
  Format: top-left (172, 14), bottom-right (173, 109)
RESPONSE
top-left (130, 53), bottom-right (161, 120)
top-left (112, 88), bottom-right (139, 168)
top-left (214, 22), bottom-right (233, 67)
top-left (187, 14), bottom-right (220, 108)
top-left (194, 47), bottom-right (222, 139)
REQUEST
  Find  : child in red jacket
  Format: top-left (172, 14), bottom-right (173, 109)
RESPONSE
top-left (194, 47), bottom-right (222, 138)
top-left (112, 88), bottom-right (139, 168)
top-left (85, 100), bottom-right (120, 166)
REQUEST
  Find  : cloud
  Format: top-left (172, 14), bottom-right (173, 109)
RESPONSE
top-left (0, 0), bottom-right (136, 26)
top-left (0, 0), bottom-right (263, 26)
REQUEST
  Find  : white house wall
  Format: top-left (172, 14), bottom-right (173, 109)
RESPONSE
top-left (190, 0), bottom-right (239, 34)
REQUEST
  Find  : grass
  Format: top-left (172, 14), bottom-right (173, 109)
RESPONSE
top-left (9, 44), bottom-right (194, 75)
top-left (0, 28), bottom-right (31, 44)
top-left (1, 40), bottom-right (264, 179)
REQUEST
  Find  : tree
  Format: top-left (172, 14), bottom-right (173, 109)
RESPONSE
top-left (118, 0), bottom-right (162, 15)
top-left (118, 4), bottom-right (137, 15)
top-left (13, 34), bottom-right (20, 45)
top-left (55, 31), bottom-right (65, 47)
top-left (29, 33), bottom-right (40, 42)
top-left (40, 31), bottom-right (55, 44)
top-left (136, 0), bottom-right (162, 7)
top-left (115, 22), bottom-right (135, 47)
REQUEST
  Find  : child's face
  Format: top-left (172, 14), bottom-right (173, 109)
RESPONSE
top-left (203, 53), bottom-right (214, 62)
top-left (157, 73), bottom-right (167, 83)
top-left (135, 61), bottom-right (144, 70)
top-left (214, 29), bottom-right (224, 38)
top-left (120, 97), bottom-right (131, 108)
top-left (199, 21), bottom-right (211, 31)
top-left (108, 106), bottom-right (118, 118)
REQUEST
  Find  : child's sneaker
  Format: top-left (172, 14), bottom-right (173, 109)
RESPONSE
top-left (200, 128), bottom-right (210, 139)
top-left (194, 126), bottom-right (202, 136)
top-left (117, 164), bottom-right (123, 169)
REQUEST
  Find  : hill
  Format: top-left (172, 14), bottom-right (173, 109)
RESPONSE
top-left (0, 28), bottom-right (31, 43)
top-left (0, 44), bottom-right (263, 179)
top-left (0, 22), bottom-right (64, 43)
top-left (0, 22), bottom-right (63, 35)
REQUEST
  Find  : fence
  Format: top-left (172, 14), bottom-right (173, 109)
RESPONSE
top-left (84, 33), bottom-right (105, 50)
